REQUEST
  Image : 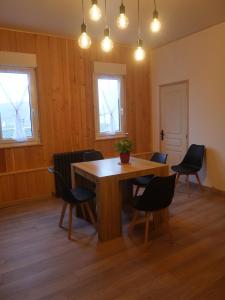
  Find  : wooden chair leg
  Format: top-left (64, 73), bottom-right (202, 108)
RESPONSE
top-left (128, 209), bottom-right (139, 235)
top-left (176, 173), bottom-right (181, 185)
top-left (186, 175), bottom-right (190, 194)
top-left (80, 203), bottom-right (87, 220)
top-left (195, 173), bottom-right (202, 188)
top-left (134, 186), bottom-right (140, 197)
top-left (68, 204), bottom-right (73, 240)
top-left (84, 202), bottom-right (97, 229)
top-left (59, 202), bottom-right (67, 228)
top-left (144, 212), bottom-right (151, 244)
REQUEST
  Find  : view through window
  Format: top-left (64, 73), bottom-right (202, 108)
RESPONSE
top-left (0, 67), bottom-right (39, 145)
top-left (95, 75), bottom-right (125, 138)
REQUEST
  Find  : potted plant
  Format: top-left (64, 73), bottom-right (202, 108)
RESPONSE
top-left (115, 139), bottom-right (134, 164)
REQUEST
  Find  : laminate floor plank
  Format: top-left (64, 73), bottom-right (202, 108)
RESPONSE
top-left (0, 185), bottom-right (225, 300)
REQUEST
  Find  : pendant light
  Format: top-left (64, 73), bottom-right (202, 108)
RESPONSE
top-left (89, 0), bottom-right (102, 21)
top-left (150, 0), bottom-right (161, 33)
top-left (134, 0), bottom-right (145, 61)
top-left (117, 0), bottom-right (129, 30)
top-left (78, 0), bottom-right (92, 49)
top-left (134, 39), bottom-right (145, 61)
top-left (101, 0), bottom-right (113, 52)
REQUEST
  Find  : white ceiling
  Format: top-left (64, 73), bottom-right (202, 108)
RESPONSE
top-left (0, 0), bottom-right (225, 48)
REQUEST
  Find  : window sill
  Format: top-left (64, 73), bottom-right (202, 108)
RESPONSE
top-left (95, 134), bottom-right (126, 141)
top-left (0, 140), bottom-right (42, 149)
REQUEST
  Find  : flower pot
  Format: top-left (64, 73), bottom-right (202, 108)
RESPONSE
top-left (120, 152), bottom-right (130, 164)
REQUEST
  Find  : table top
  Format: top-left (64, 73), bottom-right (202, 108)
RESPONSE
top-left (72, 156), bottom-right (168, 180)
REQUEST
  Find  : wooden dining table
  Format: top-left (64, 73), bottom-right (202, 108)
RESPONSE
top-left (71, 156), bottom-right (169, 242)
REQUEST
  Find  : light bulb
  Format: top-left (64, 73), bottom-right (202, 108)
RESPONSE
top-left (101, 28), bottom-right (113, 52)
top-left (89, 1), bottom-right (102, 21)
top-left (134, 40), bottom-right (145, 61)
top-left (78, 23), bottom-right (91, 49)
top-left (117, 3), bottom-right (129, 29)
top-left (117, 13), bottom-right (129, 29)
top-left (151, 17), bottom-right (161, 32)
top-left (101, 36), bottom-right (113, 52)
top-left (150, 10), bottom-right (161, 32)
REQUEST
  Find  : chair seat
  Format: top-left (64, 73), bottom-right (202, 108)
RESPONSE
top-left (70, 186), bottom-right (95, 203)
top-left (132, 195), bottom-right (162, 212)
top-left (133, 175), bottom-right (154, 187)
top-left (171, 164), bottom-right (200, 174)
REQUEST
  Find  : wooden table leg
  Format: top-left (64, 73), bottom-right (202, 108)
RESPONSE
top-left (96, 177), bottom-right (122, 242)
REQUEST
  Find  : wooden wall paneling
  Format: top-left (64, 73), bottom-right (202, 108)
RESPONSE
top-left (126, 63), bottom-right (137, 150)
top-left (76, 49), bottom-right (85, 149)
top-left (79, 52), bottom-right (89, 149)
top-left (60, 38), bottom-right (74, 152)
top-left (67, 42), bottom-right (79, 150)
top-left (62, 40), bottom-right (73, 151)
top-left (85, 50), bottom-right (95, 148)
top-left (0, 149), bottom-right (6, 172)
top-left (0, 28), bottom-right (152, 206)
top-left (5, 148), bottom-right (15, 172)
top-left (14, 31), bottom-right (36, 53)
top-left (0, 174), bottom-right (15, 203)
top-left (134, 58), bottom-right (151, 153)
top-left (49, 37), bottom-right (65, 154)
top-left (0, 169), bottom-right (53, 205)
top-left (36, 35), bottom-right (55, 163)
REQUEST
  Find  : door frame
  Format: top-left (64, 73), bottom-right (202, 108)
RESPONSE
top-left (159, 80), bottom-right (189, 154)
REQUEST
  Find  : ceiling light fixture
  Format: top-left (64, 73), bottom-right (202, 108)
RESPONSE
top-left (134, 39), bottom-right (145, 61)
top-left (101, 0), bottom-right (113, 52)
top-left (117, 0), bottom-right (129, 30)
top-left (78, 0), bottom-right (92, 49)
top-left (150, 0), bottom-right (161, 33)
top-left (89, 0), bottom-right (102, 21)
top-left (134, 0), bottom-right (145, 61)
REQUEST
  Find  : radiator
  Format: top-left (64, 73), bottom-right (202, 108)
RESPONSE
top-left (53, 149), bottom-right (93, 197)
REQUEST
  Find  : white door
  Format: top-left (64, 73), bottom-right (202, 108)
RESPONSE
top-left (160, 81), bottom-right (188, 166)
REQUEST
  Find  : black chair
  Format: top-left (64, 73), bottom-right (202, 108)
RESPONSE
top-left (129, 174), bottom-right (176, 244)
top-left (48, 167), bottom-right (97, 240)
top-left (83, 150), bottom-right (104, 162)
top-left (171, 144), bottom-right (205, 188)
top-left (133, 152), bottom-right (168, 197)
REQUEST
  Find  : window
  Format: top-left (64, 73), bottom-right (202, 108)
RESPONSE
top-left (94, 75), bottom-right (125, 139)
top-left (0, 66), bottom-right (39, 147)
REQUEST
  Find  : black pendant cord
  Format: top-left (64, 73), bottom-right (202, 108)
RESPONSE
top-left (82, 0), bottom-right (85, 23)
top-left (104, 0), bottom-right (107, 26)
top-left (137, 0), bottom-right (140, 39)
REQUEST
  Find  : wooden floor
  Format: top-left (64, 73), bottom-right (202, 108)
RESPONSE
top-left (0, 184), bottom-right (225, 300)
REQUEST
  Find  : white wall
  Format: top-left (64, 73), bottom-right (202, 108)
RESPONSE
top-left (151, 22), bottom-right (225, 191)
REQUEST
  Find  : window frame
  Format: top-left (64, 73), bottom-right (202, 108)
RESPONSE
top-left (93, 74), bottom-right (126, 140)
top-left (0, 66), bottom-right (40, 148)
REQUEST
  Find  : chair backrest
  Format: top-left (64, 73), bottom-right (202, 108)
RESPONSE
top-left (53, 149), bottom-right (94, 197)
top-left (136, 174), bottom-right (176, 211)
top-left (150, 152), bottom-right (168, 164)
top-left (48, 167), bottom-right (73, 202)
top-left (181, 144), bottom-right (205, 170)
top-left (83, 150), bottom-right (104, 162)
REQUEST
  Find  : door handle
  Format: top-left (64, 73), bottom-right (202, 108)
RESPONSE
top-left (160, 130), bottom-right (165, 141)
